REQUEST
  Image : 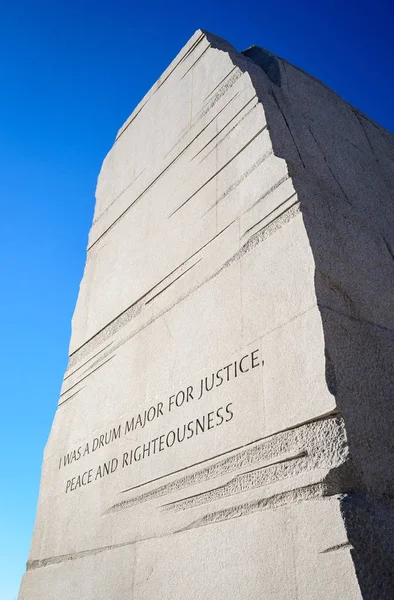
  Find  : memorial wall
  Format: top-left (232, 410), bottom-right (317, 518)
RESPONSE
top-left (18, 30), bottom-right (394, 599)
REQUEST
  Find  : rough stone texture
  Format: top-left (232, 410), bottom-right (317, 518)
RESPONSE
top-left (18, 30), bottom-right (394, 600)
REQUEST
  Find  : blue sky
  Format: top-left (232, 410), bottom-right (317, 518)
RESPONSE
top-left (0, 1), bottom-right (393, 598)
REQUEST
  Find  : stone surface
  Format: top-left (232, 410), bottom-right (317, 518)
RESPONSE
top-left (18, 30), bottom-right (394, 600)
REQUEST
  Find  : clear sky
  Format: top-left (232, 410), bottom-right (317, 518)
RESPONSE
top-left (0, 1), bottom-right (393, 598)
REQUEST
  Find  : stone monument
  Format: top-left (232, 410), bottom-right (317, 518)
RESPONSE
top-left (18, 30), bottom-right (394, 599)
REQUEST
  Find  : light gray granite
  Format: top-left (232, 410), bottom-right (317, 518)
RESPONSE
top-left (18, 30), bottom-right (394, 600)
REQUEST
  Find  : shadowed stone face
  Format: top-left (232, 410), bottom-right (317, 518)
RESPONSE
top-left (18, 30), bottom-right (394, 600)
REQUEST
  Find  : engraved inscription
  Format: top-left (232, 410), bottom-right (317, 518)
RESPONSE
top-left (59, 347), bottom-right (264, 494)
